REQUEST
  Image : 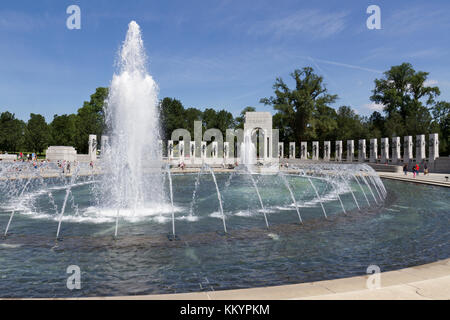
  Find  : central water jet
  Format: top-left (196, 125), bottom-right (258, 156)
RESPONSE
top-left (100, 21), bottom-right (164, 213)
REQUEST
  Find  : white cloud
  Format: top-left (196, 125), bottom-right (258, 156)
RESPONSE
top-left (364, 103), bottom-right (384, 112)
top-left (424, 79), bottom-right (438, 87)
top-left (248, 9), bottom-right (348, 39)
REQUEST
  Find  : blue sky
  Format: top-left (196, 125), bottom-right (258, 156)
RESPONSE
top-left (1, 0), bottom-right (449, 122)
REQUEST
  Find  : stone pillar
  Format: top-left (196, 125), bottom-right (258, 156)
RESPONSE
top-left (370, 139), bottom-right (377, 163)
top-left (312, 141), bottom-right (319, 161)
top-left (358, 139), bottom-right (366, 162)
top-left (224, 142), bottom-right (230, 162)
top-left (101, 135), bottom-right (109, 157)
top-left (429, 133), bottom-right (439, 162)
top-left (211, 141), bottom-right (218, 159)
top-left (392, 137), bottom-right (400, 164)
top-left (404, 136), bottom-right (413, 163)
top-left (190, 141), bottom-right (196, 163)
top-left (168, 140), bottom-right (174, 160)
top-left (381, 138), bottom-right (389, 163)
top-left (324, 141), bottom-right (330, 161)
top-left (89, 135), bottom-right (97, 162)
top-left (289, 142), bottom-right (295, 159)
top-left (278, 142), bottom-right (284, 158)
top-left (300, 142), bottom-right (307, 159)
top-left (347, 140), bottom-right (354, 162)
top-left (335, 141), bottom-right (342, 161)
top-left (416, 134), bottom-right (426, 163)
top-left (201, 141), bottom-right (207, 161)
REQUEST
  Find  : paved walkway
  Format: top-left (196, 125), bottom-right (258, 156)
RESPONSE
top-left (378, 172), bottom-right (450, 187)
top-left (69, 259), bottom-right (449, 300)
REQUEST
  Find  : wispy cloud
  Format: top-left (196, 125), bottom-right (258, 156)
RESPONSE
top-left (364, 102), bottom-right (384, 112)
top-left (424, 79), bottom-right (438, 87)
top-left (0, 10), bottom-right (52, 32)
top-left (385, 6), bottom-right (450, 36)
top-left (307, 57), bottom-right (383, 74)
top-left (406, 49), bottom-right (445, 59)
top-left (247, 9), bottom-right (348, 39)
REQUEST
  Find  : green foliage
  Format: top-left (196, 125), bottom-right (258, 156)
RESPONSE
top-left (160, 97), bottom-right (188, 140)
top-left (335, 106), bottom-right (368, 141)
top-left (0, 63), bottom-right (448, 156)
top-left (370, 63), bottom-right (439, 137)
top-left (24, 113), bottom-right (50, 153)
top-left (0, 112), bottom-right (26, 152)
top-left (431, 101), bottom-right (450, 154)
top-left (261, 67), bottom-right (338, 145)
top-left (235, 106), bottom-right (256, 129)
top-left (73, 87), bottom-right (109, 153)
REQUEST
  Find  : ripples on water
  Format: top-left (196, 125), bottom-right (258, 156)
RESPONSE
top-left (0, 176), bottom-right (448, 298)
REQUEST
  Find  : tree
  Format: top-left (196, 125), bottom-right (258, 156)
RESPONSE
top-left (159, 97), bottom-right (186, 141)
top-left (370, 63), bottom-right (440, 137)
top-left (261, 67), bottom-right (338, 145)
top-left (50, 114), bottom-right (77, 146)
top-left (74, 87), bottom-right (108, 153)
top-left (24, 113), bottom-right (50, 153)
top-left (367, 111), bottom-right (385, 138)
top-left (431, 101), bottom-right (450, 155)
top-left (0, 112), bottom-right (26, 152)
top-left (214, 110), bottom-right (235, 134)
top-left (335, 106), bottom-right (367, 141)
top-left (314, 104), bottom-right (338, 142)
top-left (184, 107), bottom-right (203, 137)
top-left (235, 106), bottom-right (256, 129)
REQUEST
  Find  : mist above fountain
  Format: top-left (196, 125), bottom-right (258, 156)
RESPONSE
top-left (100, 21), bottom-right (164, 212)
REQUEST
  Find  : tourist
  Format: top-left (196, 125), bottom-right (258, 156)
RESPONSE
top-left (424, 163), bottom-right (428, 175)
top-left (412, 165), bottom-right (416, 178)
top-left (403, 164), bottom-right (408, 175)
top-left (415, 164), bottom-right (420, 176)
top-left (67, 162), bottom-right (71, 174)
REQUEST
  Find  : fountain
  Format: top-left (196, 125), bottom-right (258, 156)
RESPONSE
top-left (100, 21), bottom-right (164, 217)
top-left (0, 21), bottom-right (447, 299)
top-left (240, 130), bottom-right (257, 167)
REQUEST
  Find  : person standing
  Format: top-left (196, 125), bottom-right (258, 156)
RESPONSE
top-left (424, 162), bottom-right (428, 175)
top-left (403, 164), bottom-right (408, 175)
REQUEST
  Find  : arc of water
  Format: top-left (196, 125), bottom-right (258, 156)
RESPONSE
top-left (360, 173), bottom-right (378, 205)
top-left (280, 173), bottom-right (302, 224)
top-left (114, 208), bottom-right (120, 238)
top-left (339, 173), bottom-right (360, 211)
top-left (246, 168), bottom-right (269, 229)
top-left (367, 174), bottom-right (383, 201)
top-left (4, 173), bottom-right (34, 237)
top-left (189, 167), bottom-right (204, 217)
top-left (354, 173), bottom-right (370, 206)
top-left (366, 167), bottom-right (387, 197)
top-left (372, 171), bottom-right (387, 199)
top-left (55, 165), bottom-right (80, 239)
top-left (333, 181), bottom-right (347, 215)
top-left (206, 165), bottom-right (227, 233)
top-left (35, 164), bottom-right (58, 215)
top-left (167, 165), bottom-right (176, 237)
top-left (307, 176), bottom-right (328, 219)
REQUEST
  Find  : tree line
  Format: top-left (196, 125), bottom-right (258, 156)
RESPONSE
top-left (1, 62), bottom-right (448, 156)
